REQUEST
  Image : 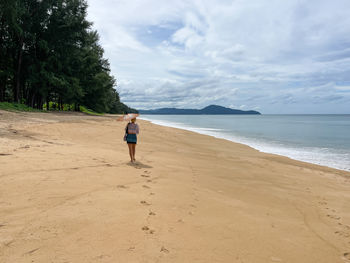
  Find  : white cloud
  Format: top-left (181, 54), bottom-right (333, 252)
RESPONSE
top-left (87, 0), bottom-right (350, 113)
top-left (335, 86), bottom-right (350, 91)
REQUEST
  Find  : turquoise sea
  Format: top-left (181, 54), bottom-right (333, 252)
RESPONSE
top-left (140, 115), bottom-right (350, 172)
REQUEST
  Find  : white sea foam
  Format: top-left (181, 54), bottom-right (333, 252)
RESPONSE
top-left (140, 116), bottom-right (350, 172)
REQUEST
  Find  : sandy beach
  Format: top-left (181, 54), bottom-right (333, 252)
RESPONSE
top-left (0, 110), bottom-right (349, 263)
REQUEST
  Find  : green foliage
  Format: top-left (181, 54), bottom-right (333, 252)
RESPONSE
top-left (43, 101), bottom-right (73, 111)
top-left (0, 102), bottom-right (43, 112)
top-left (79, 106), bottom-right (103, 116)
top-left (0, 0), bottom-right (137, 114)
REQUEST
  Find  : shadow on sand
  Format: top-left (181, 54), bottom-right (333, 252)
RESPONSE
top-left (127, 161), bottom-right (153, 169)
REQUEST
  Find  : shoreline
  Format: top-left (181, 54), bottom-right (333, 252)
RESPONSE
top-left (1, 110), bottom-right (350, 262)
top-left (140, 115), bottom-right (350, 173)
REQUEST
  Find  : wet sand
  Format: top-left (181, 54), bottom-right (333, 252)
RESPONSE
top-left (0, 110), bottom-right (350, 263)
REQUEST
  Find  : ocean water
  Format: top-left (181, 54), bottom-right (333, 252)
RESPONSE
top-left (140, 115), bottom-right (350, 172)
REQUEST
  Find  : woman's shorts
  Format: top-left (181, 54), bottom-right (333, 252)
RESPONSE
top-left (126, 134), bottom-right (137, 144)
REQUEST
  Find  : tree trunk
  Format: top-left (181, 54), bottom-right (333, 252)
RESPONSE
top-left (0, 76), bottom-right (5, 102)
top-left (30, 93), bottom-right (35, 108)
top-left (46, 96), bottom-right (49, 111)
top-left (14, 37), bottom-right (24, 103)
top-left (0, 86), bottom-right (4, 102)
top-left (39, 96), bottom-right (43, 110)
top-left (36, 95), bottom-right (42, 109)
top-left (58, 96), bottom-right (61, 110)
top-left (60, 97), bottom-right (63, 110)
top-left (0, 18), bottom-right (6, 102)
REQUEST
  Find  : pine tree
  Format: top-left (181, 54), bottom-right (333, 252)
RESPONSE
top-left (0, 0), bottom-right (137, 113)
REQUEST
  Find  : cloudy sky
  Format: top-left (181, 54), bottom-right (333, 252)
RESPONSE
top-left (87, 0), bottom-right (350, 113)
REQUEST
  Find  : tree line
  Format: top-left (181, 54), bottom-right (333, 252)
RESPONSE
top-left (0, 0), bottom-right (136, 113)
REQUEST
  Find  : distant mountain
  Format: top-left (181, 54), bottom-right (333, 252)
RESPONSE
top-left (139, 105), bottom-right (261, 115)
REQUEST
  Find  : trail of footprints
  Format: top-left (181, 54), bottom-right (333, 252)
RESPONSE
top-left (317, 196), bottom-right (350, 261)
top-left (116, 169), bottom-right (349, 259)
top-left (188, 165), bottom-right (199, 216)
top-left (138, 170), bottom-right (170, 254)
top-left (140, 170), bottom-right (155, 234)
top-left (118, 166), bottom-right (201, 255)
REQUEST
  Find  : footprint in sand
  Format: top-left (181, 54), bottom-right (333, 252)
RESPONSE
top-left (146, 179), bottom-right (153, 183)
top-left (144, 170), bottom-right (151, 174)
top-left (149, 211), bottom-right (156, 216)
top-left (5, 240), bottom-right (14, 247)
top-left (142, 185), bottom-right (151, 189)
top-left (117, 185), bottom-right (128, 189)
top-left (128, 246), bottom-right (135, 251)
top-left (94, 254), bottom-right (111, 260)
top-left (327, 214), bottom-right (341, 220)
top-left (142, 226), bottom-right (155, 234)
top-left (343, 253), bottom-right (350, 261)
top-left (141, 174), bottom-right (150, 178)
top-left (160, 246), bottom-right (169, 253)
top-left (23, 248), bottom-right (40, 255)
top-left (140, 200), bottom-right (151, 206)
top-left (149, 192), bottom-right (155, 196)
top-left (335, 231), bottom-right (350, 238)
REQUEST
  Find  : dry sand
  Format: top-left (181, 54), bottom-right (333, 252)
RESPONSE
top-left (0, 110), bottom-right (350, 263)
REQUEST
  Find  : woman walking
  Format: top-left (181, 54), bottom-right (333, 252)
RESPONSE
top-left (125, 117), bottom-right (139, 162)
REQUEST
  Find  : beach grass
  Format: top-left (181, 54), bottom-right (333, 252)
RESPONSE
top-left (0, 102), bottom-right (103, 116)
top-left (0, 102), bottom-right (44, 112)
top-left (79, 106), bottom-right (104, 116)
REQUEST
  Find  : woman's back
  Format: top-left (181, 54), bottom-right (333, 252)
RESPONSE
top-left (127, 123), bottom-right (139, 134)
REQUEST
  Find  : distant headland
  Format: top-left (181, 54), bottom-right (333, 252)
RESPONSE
top-left (139, 105), bottom-right (261, 115)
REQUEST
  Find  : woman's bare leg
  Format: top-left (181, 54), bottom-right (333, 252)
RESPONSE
top-left (132, 144), bottom-right (136, 161)
top-left (127, 144), bottom-right (133, 162)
